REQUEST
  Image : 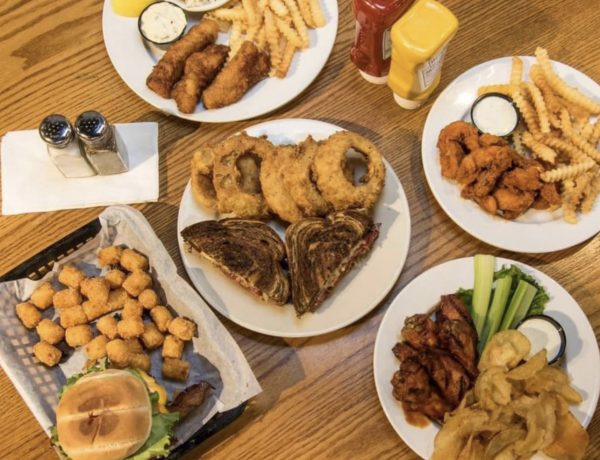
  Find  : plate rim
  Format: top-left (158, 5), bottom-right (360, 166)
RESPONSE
top-left (421, 55), bottom-right (600, 253)
top-left (101, 0), bottom-right (339, 123)
top-left (373, 255), bottom-right (600, 459)
top-left (176, 117), bottom-right (412, 337)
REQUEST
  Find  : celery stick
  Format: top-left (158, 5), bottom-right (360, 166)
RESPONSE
top-left (478, 275), bottom-right (512, 352)
top-left (499, 280), bottom-right (537, 331)
top-left (472, 254), bottom-right (495, 337)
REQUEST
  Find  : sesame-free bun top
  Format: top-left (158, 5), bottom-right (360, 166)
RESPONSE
top-left (56, 369), bottom-right (152, 460)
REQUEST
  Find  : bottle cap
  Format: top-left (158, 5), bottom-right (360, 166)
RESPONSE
top-left (392, 93), bottom-right (425, 110)
top-left (39, 115), bottom-right (74, 148)
top-left (358, 70), bottom-right (388, 85)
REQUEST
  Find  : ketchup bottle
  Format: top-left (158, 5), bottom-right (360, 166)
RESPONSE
top-left (350, 0), bottom-right (416, 84)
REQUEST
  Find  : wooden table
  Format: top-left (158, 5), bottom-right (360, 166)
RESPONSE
top-left (1, 0), bottom-right (600, 458)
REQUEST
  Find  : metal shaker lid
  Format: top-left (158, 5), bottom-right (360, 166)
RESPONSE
top-left (39, 114), bottom-right (74, 148)
top-left (74, 111), bottom-right (109, 142)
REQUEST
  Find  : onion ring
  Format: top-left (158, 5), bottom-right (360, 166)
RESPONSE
top-left (212, 133), bottom-right (273, 218)
top-left (312, 131), bottom-right (385, 210)
top-left (190, 145), bottom-right (218, 209)
top-left (260, 144), bottom-right (305, 223)
top-left (283, 136), bottom-right (331, 216)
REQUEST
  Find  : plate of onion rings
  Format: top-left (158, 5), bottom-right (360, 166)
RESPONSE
top-left (177, 118), bottom-right (411, 337)
top-left (422, 55), bottom-right (600, 253)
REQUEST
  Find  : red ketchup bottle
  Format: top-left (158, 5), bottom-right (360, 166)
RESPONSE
top-left (350, 0), bottom-right (416, 84)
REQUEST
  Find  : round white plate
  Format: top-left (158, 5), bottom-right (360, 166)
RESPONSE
top-left (170, 0), bottom-right (230, 13)
top-left (177, 118), bottom-right (411, 337)
top-left (422, 56), bottom-right (600, 253)
top-left (374, 256), bottom-right (600, 460)
top-left (102, 0), bottom-right (338, 122)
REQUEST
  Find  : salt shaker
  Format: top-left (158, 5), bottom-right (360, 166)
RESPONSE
top-left (39, 115), bottom-right (97, 178)
top-left (74, 111), bottom-right (129, 175)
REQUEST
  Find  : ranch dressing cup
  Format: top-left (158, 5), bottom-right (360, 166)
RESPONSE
top-left (387, 0), bottom-right (458, 109)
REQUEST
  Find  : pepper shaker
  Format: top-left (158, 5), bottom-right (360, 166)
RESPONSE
top-left (39, 115), bottom-right (97, 178)
top-left (74, 111), bottom-right (129, 175)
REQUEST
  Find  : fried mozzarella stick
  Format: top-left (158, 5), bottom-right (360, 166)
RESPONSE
top-left (172, 44), bottom-right (230, 113)
top-left (202, 41), bottom-right (270, 109)
top-left (146, 19), bottom-right (219, 98)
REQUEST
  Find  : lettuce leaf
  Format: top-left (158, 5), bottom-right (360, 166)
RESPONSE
top-left (493, 264), bottom-right (550, 316)
top-left (128, 412), bottom-right (180, 460)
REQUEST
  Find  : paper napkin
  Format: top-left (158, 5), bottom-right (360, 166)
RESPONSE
top-left (1, 122), bottom-right (159, 215)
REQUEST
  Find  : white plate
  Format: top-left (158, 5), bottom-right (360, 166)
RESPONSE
top-left (102, 0), bottom-right (338, 122)
top-left (177, 118), bottom-right (411, 337)
top-left (422, 56), bottom-right (600, 253)
top-left (373, 256), bottom-right (600, 460)
top-left (170, 0), bottom-right (230, 13)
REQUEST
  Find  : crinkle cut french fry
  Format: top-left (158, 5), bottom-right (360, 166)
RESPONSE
top-left (512, 90), bottom-right (540, 135)
top-left (256, 27), bottom-right (267, 49)
top-left (566, 130), bottom-right (600, 163)
top-left (297, 0), bottom-right (315, 28)
top-left (510, 56), bottom-right (523, 86)
top-left (269, 0), bottom-right (289, 17)
top-left (579, 122), bottom-right (594, 141)
top-left (477, 84), bottom-right (516, 97)
top-left (542, 136), bottom-right (589, 163)
top-left (264, 8), bottom-right (282, 68)
top-left (209, 7), bottom-right (247, 22)
top-left (229, 20), bottom-right (244, 58)
top-left (590, 119), bottom-right (600, 146)
top-left (275, 41), bottom-right (296, 78)
top-left (581, 174), bottom-right (600, 213)
top-left (512, 130), bottom-right (526, 156)
top-left (522, 131), bottom-right (556, 163)
top-left (530, 64), bottom-right (561, 114)
top-left (523, 82), bottom-right (550, 133)
top-left (309, 0), bottom-right (326, 27)
top-left (561, 178), bottom-right (577, 224)
top-left (559, 108), bottom-right (573, 136)
top-left (283, 0), bottom-right (309, 48)
top-left (274, 15), bottom-right (303, 48)
top-left (536, 47), bottom-right (600, 114)
top-left (541, 159), bottom-right (595, 182)
top-left (243, 0), bottom-right (260, 26)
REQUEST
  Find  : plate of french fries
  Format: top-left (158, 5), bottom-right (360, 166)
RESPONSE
top-left (102, 0), bottom-right (337, 122)
top-left (421, 47), bottom-right (600, 253)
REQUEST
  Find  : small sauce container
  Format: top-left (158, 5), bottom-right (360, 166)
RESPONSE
top-left (516, 314), bottom-right (566, 365)
top-left (138, 1), bottom-right (187, 48)
top-left (470, 92), bottom-right (520, 137)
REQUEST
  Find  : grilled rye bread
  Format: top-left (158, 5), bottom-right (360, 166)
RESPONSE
top-left (181, 219), bottom-right (290, 304)
top-left (285, 210), bottom-right (380, 316)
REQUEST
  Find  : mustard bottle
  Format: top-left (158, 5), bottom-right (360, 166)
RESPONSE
top-left (387, 0), bottom-right (458, 109)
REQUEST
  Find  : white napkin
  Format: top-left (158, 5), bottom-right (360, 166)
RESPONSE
top-left (0, 122), bottom-right (159, 215)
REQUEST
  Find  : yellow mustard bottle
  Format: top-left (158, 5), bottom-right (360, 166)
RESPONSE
top-left (388, 0), bottom-right (458, 109)
top-left (111, 0), bottom-right (154, 17)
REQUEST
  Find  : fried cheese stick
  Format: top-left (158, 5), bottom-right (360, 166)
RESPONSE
top-left (202, 41), bottom-right (270, 109)
top-left (172, 44), bottom-right (230, 113)
top-left (146, 19), bottom-right (219, 98)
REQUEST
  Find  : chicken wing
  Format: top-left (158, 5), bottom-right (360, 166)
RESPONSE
top-left (172, 44), bottom-right (230, 113)
top-left (401, 314), bottom-right (439, 350)
top-left (147, 19), bottom-right (219, 98)
top-left (202, 41), bottom-right (270, 109)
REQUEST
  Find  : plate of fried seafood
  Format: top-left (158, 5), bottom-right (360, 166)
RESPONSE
top-left (374, 256), bottom-right (600, 460)
top-left (102, 0), bottom-right (337, 122)
top-left (176, 118), bottom-right (411, 337)
top-left (422, 47), bottom-right (600, 253)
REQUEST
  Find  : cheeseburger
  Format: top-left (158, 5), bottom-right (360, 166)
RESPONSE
top-left (52, 367), bottom-right (180, 460)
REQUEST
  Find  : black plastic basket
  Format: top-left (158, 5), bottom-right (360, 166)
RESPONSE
top-left (0, 217), bottom-right (246, 458)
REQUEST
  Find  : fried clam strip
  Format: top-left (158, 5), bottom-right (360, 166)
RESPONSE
top-left (147, 19), bottom-right (219, 98)
top-left (535, 47), bottom-right (600, 114)
top-left (172, 44), bottom-right (230, 114)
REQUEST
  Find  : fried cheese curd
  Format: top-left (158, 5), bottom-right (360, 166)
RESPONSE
top-left (85, 335), bottom-right (109, 360)
top-left (96, 315), bottom-right (119, 340)
top-left (65, 325), bottom-right (93, 347)
top-left (16, 302), bottom-right (42, 329)
top-left (168, 317), bottom-right (197, 341)
top-left (162, 358), bottom-right (190, 381)
top-left (97, 245), bottom-right (123, 267)
top-left (30, 282), bottom-right (55, 310)
top-left (33, 342), bottom-right (62, 367)
top-left (36, 319), bottom-right (64, 345)
top-left (141, 323), bottom-right (165, 350)
top-left (58, 264), bottom-right (86, 289)
top-left (122, 269), bottom-right (153, 297)
top-left (150, 306), bottom-right (173, 333)
top-left (120, 249), bottom-right (149, 272)
top-left (162, 335), bottom-right (184, 359)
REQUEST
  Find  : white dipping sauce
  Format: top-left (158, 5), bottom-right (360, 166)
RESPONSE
top-left (517, 317), bottom-right (563, 362)
top-left (140, 2), bottom-right (186, 44)
top-left (472, 95), bottom-right (518, 136)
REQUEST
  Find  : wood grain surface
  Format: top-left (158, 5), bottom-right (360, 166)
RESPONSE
top-left (1, 0), bottom-right (600, 458)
